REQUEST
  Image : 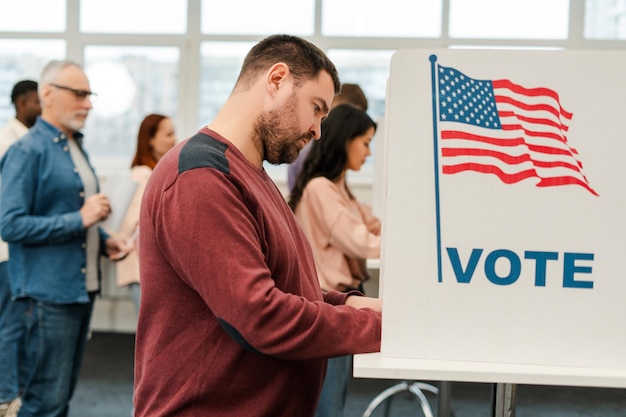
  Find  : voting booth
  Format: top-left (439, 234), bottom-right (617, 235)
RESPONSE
top-left (355, 48), bottom-right (626, 389)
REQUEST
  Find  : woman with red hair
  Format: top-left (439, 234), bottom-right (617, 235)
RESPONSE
top-left (115, 114), bottom-right (177, 311)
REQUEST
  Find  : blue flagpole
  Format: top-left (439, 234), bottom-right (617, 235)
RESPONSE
top-left (429, 54), bottom-right (443, 283)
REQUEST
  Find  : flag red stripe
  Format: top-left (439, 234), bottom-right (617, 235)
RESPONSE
top-left (441, 130), bottom-right (584, 167)
top-left (441, 130), bottom-right (521, 145)
top-left (537, 177), bottom-right (599, 197)
top-left (443, 163), bottom-right (599, 196)
top-left (493, 79), bottom-right (573, 119)
top-left (524, 143), bottom-right (579, 158)
top-left (495, 95), bottom-right (569, 121)
top-left (500, 123), bottom-right (568, 143)
top-left (442, 148), bottom-right (583, 173)
top-left (443, 163), bottom-right (538, 183)
top-left (498, 110), bottom-right (569, 132)
top-left (441, 130), bottom-right (576, 155)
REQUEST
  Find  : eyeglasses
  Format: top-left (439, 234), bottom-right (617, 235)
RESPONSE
top-left (50, 83), bottom-right (97, 100)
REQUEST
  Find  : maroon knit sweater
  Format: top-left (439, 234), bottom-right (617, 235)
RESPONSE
top-left (134, 128), bottom-right (381, 417)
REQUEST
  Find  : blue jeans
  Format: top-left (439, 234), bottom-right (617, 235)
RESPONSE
top-left (0, 261), bottom-right (20, 403)
top-left (315, 355), bottom-right (352, 417)
top-left (14, 295), bottom-right (94, 417)
top-left (128, 282), bottom-right (141, 313)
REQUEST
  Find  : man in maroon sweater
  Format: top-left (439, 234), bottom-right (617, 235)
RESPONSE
top-left (134, 34), bottom-right (382, 417)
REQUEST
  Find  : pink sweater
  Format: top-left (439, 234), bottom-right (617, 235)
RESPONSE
top-left (295, 177), bottom-right (381, 291)
top-left (134, 128), bottom-right (381, 417)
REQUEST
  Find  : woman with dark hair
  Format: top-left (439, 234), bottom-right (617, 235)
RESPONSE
top-left (115, 114), bottom-right (177, 311)
top-left (288, 103), bottom-right (381, 417)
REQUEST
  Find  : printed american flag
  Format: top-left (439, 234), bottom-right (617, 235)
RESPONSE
top-left (436, 64), bottom-right (598, 196)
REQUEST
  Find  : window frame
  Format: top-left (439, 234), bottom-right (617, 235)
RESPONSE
top-left (0, 0), bottom-right (623, 185)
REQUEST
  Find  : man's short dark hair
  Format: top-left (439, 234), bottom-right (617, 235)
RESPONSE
top-left (235, 34), bottom-right (341, 95)
top-left (11, 80), bottom-right (38, 104)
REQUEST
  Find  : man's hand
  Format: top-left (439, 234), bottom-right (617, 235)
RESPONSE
top-left (80, 193), bottom-right (111, 228)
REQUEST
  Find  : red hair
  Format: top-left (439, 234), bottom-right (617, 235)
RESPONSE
top-left (131, 114), bottom-right (167, 169)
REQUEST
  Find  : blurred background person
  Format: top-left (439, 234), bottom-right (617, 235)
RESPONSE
top-left (0, 80), bottom-right (41, 147)
top-left (288, 103), bottom-right (381, 417)
top-left (0, 60), bottom-right (126, 417)
top-left (113, 113), bottom-right (177, 312)
top-left (287, 83), bottom-right (368, 193)
top-left (0, 79), bottom-right (40, 417)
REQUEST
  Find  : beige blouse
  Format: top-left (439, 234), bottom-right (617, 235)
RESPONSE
top-left (115, 165), bottom-right (152, 287)
top-left (295, 176), bottom-right (381, 292)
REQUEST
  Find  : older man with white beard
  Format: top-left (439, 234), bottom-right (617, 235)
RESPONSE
top-left (0, 60), bottom-right (127, 417)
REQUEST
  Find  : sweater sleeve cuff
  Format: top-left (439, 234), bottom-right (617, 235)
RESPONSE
top-left (323, 289), bottom-right (364, 306)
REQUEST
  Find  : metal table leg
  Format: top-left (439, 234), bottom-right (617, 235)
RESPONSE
top-left (491, 383), bottom-right (516, 417)
top-left (361, 381), bottom-right (439, 417)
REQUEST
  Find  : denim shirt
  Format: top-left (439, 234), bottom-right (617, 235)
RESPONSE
top-left (0, 117), bottom-right (109, 304)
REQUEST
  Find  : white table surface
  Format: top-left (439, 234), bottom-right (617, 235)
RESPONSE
top-left (354, 352), bottom-right (626, 388)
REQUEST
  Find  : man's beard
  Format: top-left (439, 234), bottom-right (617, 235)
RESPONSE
top-left (61, 112), bottom-right (88, 134)
top-left (253, 96), bottom-right (313, 165)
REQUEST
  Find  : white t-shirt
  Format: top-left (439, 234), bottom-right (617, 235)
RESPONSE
top-left (0, 118), bottom-right (29, 262)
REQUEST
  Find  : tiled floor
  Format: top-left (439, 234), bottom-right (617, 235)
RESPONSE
top-left (69, 332), bottom-right (626, 417)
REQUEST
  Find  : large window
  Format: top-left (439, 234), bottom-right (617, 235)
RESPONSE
top-left (201, 0), bottom-right (314, 35)
top-left (327, 49), bottom-right (393, 122)
top-left (83, 46), bottom-right (180, 173)
top-left (449, 0), bottom-right (569, 39)
top-left (322, 0), bottom-right (442, 37)
top-left (0, 0), bottom-right (623, 184)
top-left (0, 0), bottom-right (66, 32)
top-left (0, 39), bottom-right (65, 124)
top-left (80, 0), bottom-right (187, 33)
top-left (198, 42), bottom-right (254, 127)
top-left (585, 0), bottom-right (626, 39)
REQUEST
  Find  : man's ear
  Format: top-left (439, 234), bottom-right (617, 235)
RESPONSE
top-left (266, 62), bottom-right (290, 96)
top-left (39, 84), bottom-right (54, 107)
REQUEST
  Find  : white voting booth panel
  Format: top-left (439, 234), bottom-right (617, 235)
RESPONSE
top-left (355, 49), bottom-right (626, 388)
